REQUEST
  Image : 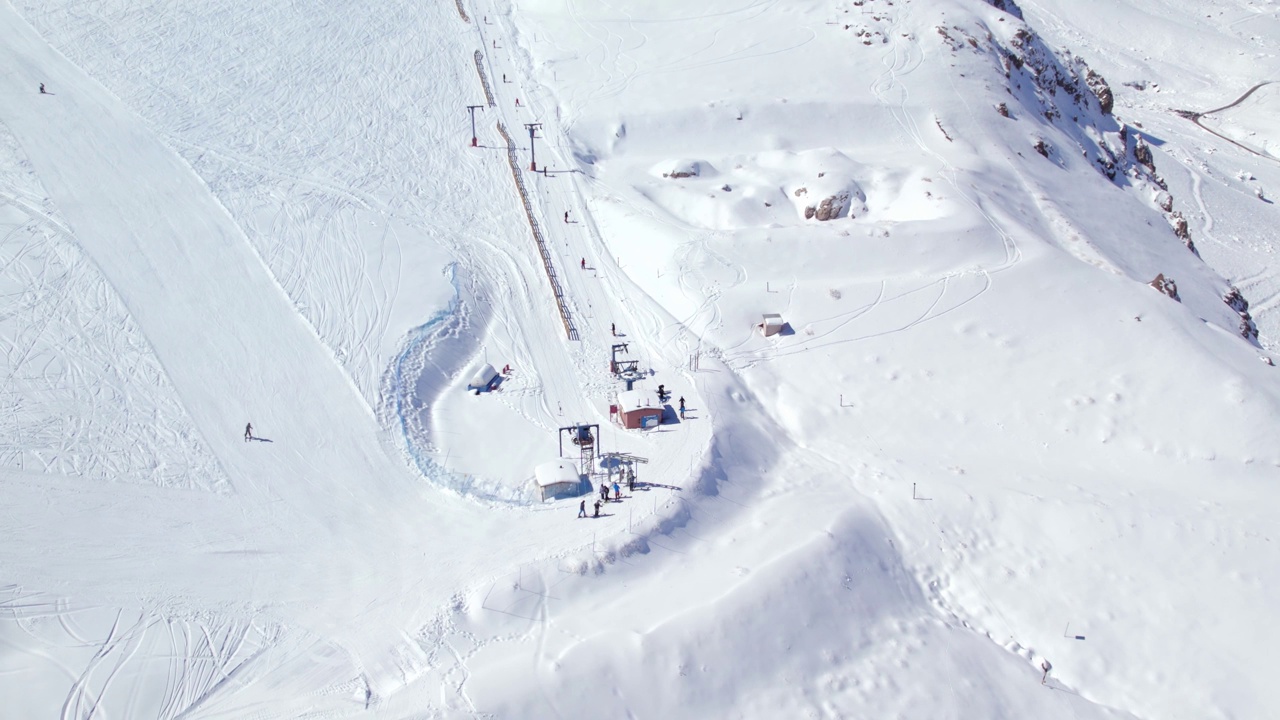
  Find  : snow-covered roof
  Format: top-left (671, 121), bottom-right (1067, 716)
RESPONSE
top-left (534, 460), bottom-right (580, 488)
top-left (468, 362), bottom-right (498, 388)
top-left (762, 313), bottom-right (784, 327)
top-left (617, 389), bottom-right (662, 412)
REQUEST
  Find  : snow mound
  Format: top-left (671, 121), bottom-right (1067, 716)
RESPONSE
top-left (641, 148), bottom-right (868, 230)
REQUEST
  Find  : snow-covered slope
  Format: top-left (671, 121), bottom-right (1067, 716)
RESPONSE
top-left (1, 0), bottom-right (1276, 718)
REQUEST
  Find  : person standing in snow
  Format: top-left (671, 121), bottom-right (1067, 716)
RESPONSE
top-left (244, 423), bottom-right (253, 442)
top-left (580, 257), bottom-right (586, 270)
top-left (612, 481), bottom-right (620, 500)
top-left (564, 211), bottom-right (569, 223)
top-left (1040, 660), bottom-right (1052, 685)
top-left (593, 500), bottom-right (601, 518)
top-left (600, 482), bottom-right (609, 502)
top-left (610, 323), bottom-right (616, 336)
top-left (39, 83), bottom-right (46, 94)
top-left (678, 396), bottom-right (686, 419)
top-left (578, 500), bottom-right (586, 518)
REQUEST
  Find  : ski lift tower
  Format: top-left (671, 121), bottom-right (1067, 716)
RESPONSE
top-left (610, 343), bottom-right (643, 390)
top-left (559, 423), bottom-right (601, 478)
top-left (600, 451), bottom-right (649, 490)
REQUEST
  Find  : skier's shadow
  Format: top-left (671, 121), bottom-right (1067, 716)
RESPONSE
top-left (249, 436), bottom-right (274, 443)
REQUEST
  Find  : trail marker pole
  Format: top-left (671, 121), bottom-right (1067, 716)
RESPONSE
top-left (524, 122), bottom-right (542, 171)
top-left (466, 104), bottom-right (483, 147)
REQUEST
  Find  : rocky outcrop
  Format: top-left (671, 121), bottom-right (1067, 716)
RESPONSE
top-left (1133, 138), bottom-right (1154, 171)
top-left (801, 190), bottom-right (851, 221)
top-left (1086, 68), bottom-right (1114, 115)
top-left (983, 0), bottom-right (1024, 20)
top-left (1224, 287), bottom-right (1260, 342)
top-left (1167, 211), bottom-right (1198, 254)
top-left (1149, 273), bottom-right (1180, 302)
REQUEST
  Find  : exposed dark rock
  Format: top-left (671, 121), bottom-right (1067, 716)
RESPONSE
top-left (806, 192), bottom-right (850, 221)
top-left (1169, 211), bottom-right (1190, 240)
top-left (984, 0), bottom-right (1024, 19)
top-left (1149, 273), bottom-right (1180, 302)
top-left (1134, 138), bottom-right (1154, 170)
top-left (1086, 68), bottom-right (1114, 114)
top-left (1225, 286), bottom-right (1250, 314)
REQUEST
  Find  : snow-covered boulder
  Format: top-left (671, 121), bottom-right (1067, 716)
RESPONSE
top-left (656, 158), bottom-right (715, 179)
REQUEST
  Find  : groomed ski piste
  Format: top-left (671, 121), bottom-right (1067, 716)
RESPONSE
top-left (1, 0), bottom-right (1278, 717)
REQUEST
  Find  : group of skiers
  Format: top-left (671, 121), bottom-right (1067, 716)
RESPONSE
top-left (656, 385), bottom-right (688, 419)
top-left (578, 478), bottom-right (632, 518)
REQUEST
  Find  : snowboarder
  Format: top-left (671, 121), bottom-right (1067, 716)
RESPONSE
top-left (578, 500), bottom-right (586, 518)
top-left (593, 500), bottom-right (601, 518)
top-left (580, 257), bottom-right (586, 270)
top-left (38, 83), bottom-right (46, 94)
top-left (610, 323), bottom-right (616, 336)
top-left (244, 423), bottom-right (253, 442)
top-left (564, 211), bottom-right (569, 223)
top-left (612, 481), bottom-right (621, 500)
top-left (657, 384), bottom-right (666, 401)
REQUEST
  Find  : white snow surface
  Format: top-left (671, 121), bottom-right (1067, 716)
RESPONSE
top-left (1, 0), bottom-right (1278, 718)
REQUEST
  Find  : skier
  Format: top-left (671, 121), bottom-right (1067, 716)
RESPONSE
top-left (593, 500), bottom-right (601, 518)
top-left (38, 83), bottom-right (46, 94)
top-left (1040, 659), bottom-right (1052, 685)
top-left (600, 482), bottom-right (609, 502)
top-left (580, 257), bottom-right (586, 270)
top-left (657, 384), bottom-right (665, 401)
top-left (612, 481), bottom-right (621, 500)
top-left (627, 473), bottom-right (634, 493)
top-left (564, 211), bottom-right (569, 223)
top-left (502, 73), bottom-right (507, 83)
top-left (515, 98), bottom-right (521, 107)
top-left (610, 322), bottom-right (616, 336)
top-left (244, 422), bottom-right (253, 442)
top-left (578, 500), bottom-right (586, 518)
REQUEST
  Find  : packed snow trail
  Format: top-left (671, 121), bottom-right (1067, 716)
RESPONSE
top-left (0, 4), bottom-right (517, 679)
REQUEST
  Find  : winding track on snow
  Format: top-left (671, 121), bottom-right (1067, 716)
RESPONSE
top-left (1177, 81), bottom-right (1278, 160)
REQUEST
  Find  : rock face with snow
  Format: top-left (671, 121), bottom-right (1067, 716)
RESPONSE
top-left (641, 149), bottom-right (866, 229)
top-left (802, 191), bottom-right (850, 221)
top-left (659, 158), bottom-right (713, 179)
top-left (1225, 286), bottom-right (1261, 342)
top-left (1149, 273), bottom-right (1180, 301)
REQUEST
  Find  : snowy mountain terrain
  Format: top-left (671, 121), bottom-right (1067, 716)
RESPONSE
top-left (1, 0), bottom-right (1277, 717)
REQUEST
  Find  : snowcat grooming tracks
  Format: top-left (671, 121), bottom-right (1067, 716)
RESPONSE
top-left (495, 122), bottom-right (579, 341)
